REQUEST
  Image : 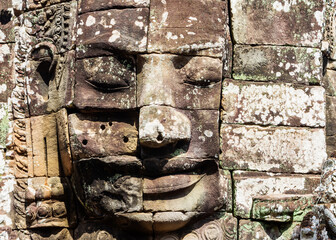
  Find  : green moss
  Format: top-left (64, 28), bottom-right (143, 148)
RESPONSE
top-left (0, 106), bottom-right (9, 147)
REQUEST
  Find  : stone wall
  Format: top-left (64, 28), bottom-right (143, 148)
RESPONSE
top-left (0, 0), bottom-right (333, 239)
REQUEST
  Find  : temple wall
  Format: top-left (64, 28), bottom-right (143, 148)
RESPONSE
top-left (0, 0), bottom-right (334, 239)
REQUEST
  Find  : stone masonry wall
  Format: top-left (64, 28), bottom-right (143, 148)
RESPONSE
top-left (0, 0), bottom-right (334, 239)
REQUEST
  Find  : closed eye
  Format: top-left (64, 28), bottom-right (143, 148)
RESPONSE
top-left (85, 74), bottom-right (129, 92)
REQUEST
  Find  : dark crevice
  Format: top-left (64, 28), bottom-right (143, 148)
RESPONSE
top-left (0, 10), bottom-right (12, 25)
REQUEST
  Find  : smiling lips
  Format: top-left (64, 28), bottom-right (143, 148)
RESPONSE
top-left (143, 173), bottom-right (205, 194)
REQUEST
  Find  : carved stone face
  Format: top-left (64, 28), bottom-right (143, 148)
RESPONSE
top-left (70, 0), bottom-right (231, 234)
top-left (23, 0), bottom-right (232, 235)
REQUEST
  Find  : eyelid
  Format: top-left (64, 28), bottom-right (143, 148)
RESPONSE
top-left (181, 66), bottom-right (221, 87)
top-left (85, 74), bottom-right (130, 92)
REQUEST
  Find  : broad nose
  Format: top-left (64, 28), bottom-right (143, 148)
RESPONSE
top-left (139, 105), bottom-right (191, 148)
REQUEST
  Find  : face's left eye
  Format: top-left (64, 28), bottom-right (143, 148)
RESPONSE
top-left (178, 57), bottom-right (222, 87)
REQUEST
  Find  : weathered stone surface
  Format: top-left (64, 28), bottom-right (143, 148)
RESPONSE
top-left (15, 228), bottom-right (73, 239)
top-left (0, 169), bottom-right (15, 230)
top-left (231, 0), bottom-right (324, 47)
top-left (323, 70), bottom-right (336, 96)
top-left (327, 96), bottom-right (336, 136)
top-left (13, 119), bottom-right (33, 179)
top-left (148, 0), bottom-right (231, 57)
top-left (72, 157), bottom-right (143, 216)
top-left (324, 0), bottom-right (336, 60)
top-left (298, 203), bottom-right (336, 239)
top-left (143, 168), bottom-right (228, 214)
top-left (141, 109), bottom-right (219, 165)
top-left (139, 106), bottom-right (191, 148)
top-left (79, 0), bottom-right (149, 14)
top-left (76, 8), bottom-right (148, 58)
top-left (26, 0), bottom-right (70, 10)
top-left (222, 81), bottom-right (325, 127)
top-left (68, 113), bottom-right (138, 160)
top-left (316, 159), bottom-right (336, 203)
top-left (0, 103), bottom-right (9, 148)
top-left (31, 114), bottom-right (60, 177)
top-left (14, 177), bottom-right (76, 229)
top-left (327, 136), bottom-right (336, 158)
top-left (239, 220), bottom-right (301, 240)
top-left (252, 194), bottom-right (316, 222)
top-left (0, 43), bottom-right (14, 102)
top-left (233, 171), bottom-right (320, 218)
top-left (0, 0), bottom-right (12, 9)
top-left (75, 221), bottom-right (151, 239)
top-left (156, 213), bottom-right (237, 240)
top-left (137, 54), bottom-right (222, 109)
top-left (233, 45), bottom-right (322, 84)
top-left (221, 125), bottom-right (326, 173)
top-left (55, 109), bottom-right (72, 176)
top-left (74, 54), bottom-right (136, 110)
top-left (24, 1), bottom-right (77, 53)
top-left (0, 9), bottom-right (15, 43)
top-left (27, 50), bottom-right (75, 116)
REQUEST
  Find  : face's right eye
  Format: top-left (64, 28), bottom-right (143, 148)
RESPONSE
top-left (81, 56), bottom-right (134, 92)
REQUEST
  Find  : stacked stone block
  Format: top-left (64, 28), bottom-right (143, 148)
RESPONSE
top-left (220, 0), bottom-right (327, 239)
top-left (0, 0), bottom-right (332, 239)
top-left (0, 0), bottom-right (16, 239)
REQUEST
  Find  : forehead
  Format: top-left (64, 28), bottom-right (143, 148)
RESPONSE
top-left (76, 0), bottom-right (230, 58)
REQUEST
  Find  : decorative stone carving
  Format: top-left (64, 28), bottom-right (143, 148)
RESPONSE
top-left (2, 0), bottom-right (330, 239)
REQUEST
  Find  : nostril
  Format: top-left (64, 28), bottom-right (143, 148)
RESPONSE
top-left (100, 124), bottom-right (106, 130)
top-left (156, 132), bottom-right (164, 142)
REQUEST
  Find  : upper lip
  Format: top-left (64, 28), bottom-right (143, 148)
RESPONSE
top-left (143, 173), bottom-right (205, 194)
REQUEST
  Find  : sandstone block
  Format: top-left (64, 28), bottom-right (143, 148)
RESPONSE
top-left (327, 135), bottom-right (336, 158)
top-left (222, 81), bottom-right (325, 127)
top-left (75, 221), bottom-right (151, 239)
top-left (14, 229), bottom-right (73, 240)
top-left (143, 168), bottom-right (229, 214)
top-left (239, 220), bottom-right (301, 240)
top-left (137, 54), bottom-right (222, 109)
top-left (27, 50), bottom-right (75, 116)
top-left (148, 0), bottom-right (231, 58)
top-left (233, 45), bottom-right (322, 84)
top-left (74, 54), bottom-right (136, 110)
top-left (139, 106), bottom-right (191, 148)
top-left (14, 177), bottom-right (76, 229)
top-left (26, 0), bottom-right (70, 10)
top-left (0, 9), bottom-right (14, 43)
top-left (24, 1), bottom-right (77, 53)
top-left (221, 125), bottom-right (326, 173)
top-left (326, 96), bottom-right (336, 136)
top-left (31, 114), bottom-right (60, 177)
top-left (323, 70), bottom-right (336, 96)
top-left (0, 43), bottom-right (14, 102)
top-left (68, 113), bottom-right (138, 160)
top-left (0, 103), bottom-right (9, 148)
top-left (79, 0), bottom-right (149, 14)
top-left (55, 109), bottom-right (72, 176)
top-left (72, 157), bottom-right (143, 217)
top-left (141, 110), bottom-right (220, 167)
top-left (233, 171), bottom-right (320, 218)
top-left (252, 194), bottom-right (316, 222)
top-left (76, 8), bottom-right (148, 58)
top-left (0, 0), bottom-right (12, 9)
top-left (13, 119), bottom-right (33, 179)
top-left (231, 0), bottom-right (324, 46)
